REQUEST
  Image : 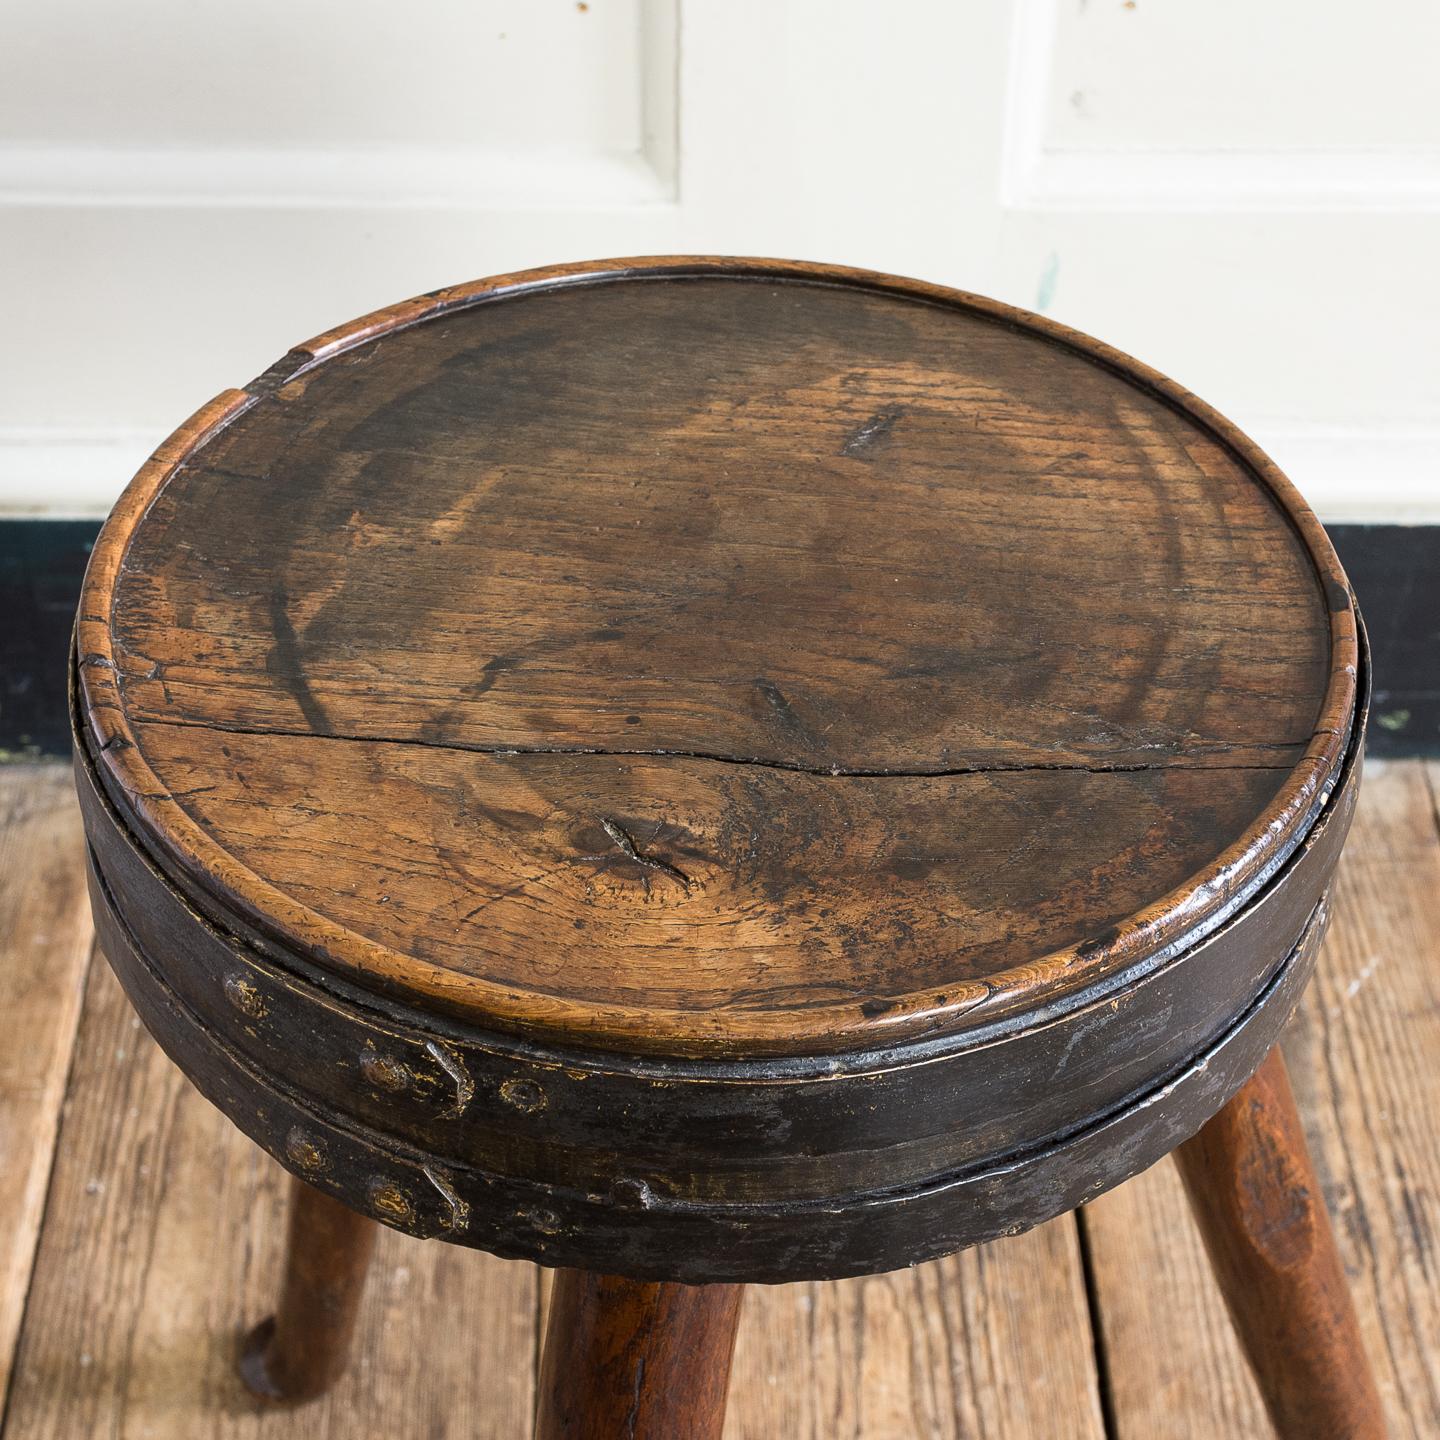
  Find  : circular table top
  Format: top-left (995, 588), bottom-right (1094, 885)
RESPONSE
top-left (78, 258), bottom-right (1358, 1059)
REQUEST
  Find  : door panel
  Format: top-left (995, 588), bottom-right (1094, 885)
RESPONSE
top-left (0, 0), bottom-right (1433, 520)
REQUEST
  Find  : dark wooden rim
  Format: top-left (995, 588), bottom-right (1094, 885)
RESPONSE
top-left (75, 257), bottom-right (1360, 1057)
top-left (86, 834), bottom-right (1333, 1279)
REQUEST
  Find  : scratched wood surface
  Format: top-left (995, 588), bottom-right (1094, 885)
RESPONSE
top-left (0, 769), bottom-right (95, 1408)
top-left (1, 759), bottom-right (1434, 1436)
top-left (77, 260), bottom-right (1356, 1058)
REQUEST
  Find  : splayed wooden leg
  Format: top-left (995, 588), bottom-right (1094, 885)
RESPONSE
top-left (537, 1268), bottom-right (744, 1439)
top-left (1176, 1047), bottom-right (1385, 1438)
top-left (239, 1177), bottom-right (378, 1403)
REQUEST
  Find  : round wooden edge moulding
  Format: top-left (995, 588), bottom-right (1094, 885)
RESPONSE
top-left (74, 256), bottom-right (1362, 1060)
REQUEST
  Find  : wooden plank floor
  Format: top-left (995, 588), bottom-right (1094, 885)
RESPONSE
top-left (0, 760), bottom-right (1435, 1438)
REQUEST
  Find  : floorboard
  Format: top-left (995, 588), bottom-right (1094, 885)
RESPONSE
top-left (725, 1225), bottom-right (1106, 1439)
top-left (1083, 759), bottom-right (1440, 1438)
top-left (3, 759), bottom-right (1438, 1437)
top-left (534, 1195), bottom-right (1108, 1437)
top-left (0, 767), bottom-right (95, 1415)
top-left (1, 958), bottom-right (538, 1439)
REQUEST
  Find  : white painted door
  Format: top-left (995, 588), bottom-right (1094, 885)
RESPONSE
top-left (2, 0), bottom-right (1435, 520)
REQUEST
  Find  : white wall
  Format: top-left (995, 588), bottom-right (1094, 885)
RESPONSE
top-left (1, 0), bottom-right (1436, 520)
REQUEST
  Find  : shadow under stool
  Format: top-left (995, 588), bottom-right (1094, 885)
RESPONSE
top-left (72, 258), bottom-right (1383, 1438)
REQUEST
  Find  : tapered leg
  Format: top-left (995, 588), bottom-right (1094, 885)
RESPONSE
top-left (1175, 1046), bottom-right (1385, 1439)
top-left (239, 1177), bottom-right (379, 1403)
top-left (536, 1269), bottom-right (744, 1440)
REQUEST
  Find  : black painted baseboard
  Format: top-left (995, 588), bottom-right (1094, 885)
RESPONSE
top-left (2, 518), bottom-right (1435, 760)
top-left (2, 520), bottom-right (100, 759)
top-left (1323, 525), bottom-right (1439, 757)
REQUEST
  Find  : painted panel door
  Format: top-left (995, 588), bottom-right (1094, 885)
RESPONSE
top-left (1, 0), bottom-right (1435, 520)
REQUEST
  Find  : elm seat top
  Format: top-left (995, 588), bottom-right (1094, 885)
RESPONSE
top-left (76, 258), bottom-right (1358, 1059)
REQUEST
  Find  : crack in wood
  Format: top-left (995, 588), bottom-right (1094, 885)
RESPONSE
top-left (124, 715), bottom-right (1305, 780)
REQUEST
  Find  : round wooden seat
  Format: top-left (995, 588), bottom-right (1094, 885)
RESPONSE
top-left (73, 259), bottom-right (1363, 1290)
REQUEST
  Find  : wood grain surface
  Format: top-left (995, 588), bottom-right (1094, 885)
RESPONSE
top-left (75, 258), bottom-right (1359, 1057)
top-left (118, 719), bottom-right (1299, 1032)
top-left (725, 1223), bottom-right (1107, 1440)
top-left (1083, 759), bottom-right (1440, 1440)
top-left (0, 769), bottom-right (94, 1409)
top-left (1174, 1047), bottom-right (1386, 1437)
top-left (238, 1180), bottom-right (378, 1403)
top-left (3, 761), bottom-right (1434, 1435)
top-left (1, 945), bottom-right (538, 1439)
top-left (56, 257), bottom-right (1374, 1420)
top-left (537, 1271), bottom-right (743, 1439)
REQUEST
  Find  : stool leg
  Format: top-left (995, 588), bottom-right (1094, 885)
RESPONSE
top-left (536, 1269), bottom-right (744, 1440)
top-left (1174, 1046), bottom-right (1385, 1439)
top-left (238, 1176), bottom-right (378, 1403)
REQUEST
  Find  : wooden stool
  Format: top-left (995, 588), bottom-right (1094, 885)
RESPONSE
top-left (72, 259), bottom-right (1381, 1438)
